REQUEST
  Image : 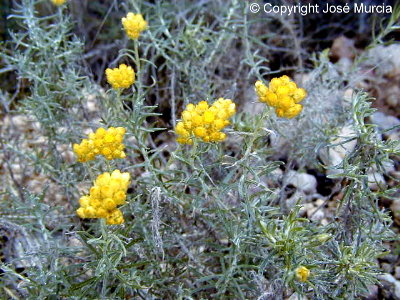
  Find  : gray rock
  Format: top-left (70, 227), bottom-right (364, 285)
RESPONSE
top-left (386, 85), bottom-right (400, 107)
top-left (382, 262), bottom-right (393, 274)
top-left (383, 161), bottom-right (396, 173)
top-left (370, 112), bottom-right (400, 134)
top-left (367, 44), bottom-right (400, 77)
top-left (379, 273), bottom-right (400, 300)
top-left (390, 200), bottom-right (400, 221)
top-left (286, 191), bottom-right (304, 210)
top-left (286, 292), bottom-right (308, 300)
top-left (319, 125), bottom-right (357, 175)
top-left (367, 172), bottom-right (386, 190)
top-left (363, 285), bottom-right (379, 300)
top-left (286, 171), bottom-right (317, 194)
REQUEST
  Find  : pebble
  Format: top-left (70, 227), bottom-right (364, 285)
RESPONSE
top-left (331, 36), bottom-right (356, 60)
top-left (302, 200), bottom-right (326, 223)
top-left (382, 262), bottom-right (393, 274)
top-left (379, 273), bottom-right (400, 300)
top-left (286, 292), bottom-right (308, 300)
top-left (343, 88), bottom-right (354, 103)
top-left (86, 93), bottom-right (98, 112)
top-left (382, 160), bottom-right (396, 173)
top-left (367, 172), bottom-right (386, 190)
top-left (286, 191), bottom-right (304, 210)
top-left (370, 112), bottom-right (400, 134)
top-left (390, 200), bottom-right (400, 221)
top-left (3, 115), bottom-right (28, 128)
top-left (336, 57), bottom-right (353, 73)
top-left (310, 209), bottom-right (325, 222)
top-left (56, 144), bottom-right (75, 164)
top-left (388, 132), bottom-right (400, 141)
top-left (68, 236), bottom-right (84, 248)
top-left (367, 44), bottom-right (400, 78)
top-left (10, 163), bottom-right (22, 182)
top-left (271, 168), bottom-right (283, 178)
top-left (386, 85), bottom-right (400, 107)
top-left (320, 125), bottom-right (357, 175)
top-left (286, 170), bottom-right (317, 194)
top-left (363, 285), bottom-right (379, 300)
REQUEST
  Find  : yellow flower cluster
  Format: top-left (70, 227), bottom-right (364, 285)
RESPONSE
top-left (51, 0), bottom-right (66, 6)
top-left (175, 98), bottom-right (236, 145)
top-left (255, 75), bottom-right (307, 118)
top-left (105, 64), bottom-right (135, 90)
top-left (73, 127), bottom-right (126, 162)
top-left (76, 170), bottom-right (130, 225)
top-left (122, 13), bottom-right (148, 40)
top-left (295, 266), bottom-right (310, 282)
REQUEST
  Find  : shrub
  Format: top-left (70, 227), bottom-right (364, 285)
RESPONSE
top-left (0, 0), bottom-right (399, 299)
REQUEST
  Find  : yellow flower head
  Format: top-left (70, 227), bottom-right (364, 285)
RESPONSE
top-left (76, 170), bottom-right (130, 225)
top-left (295, 266), bottom-right (310, 282)
top-left (122, 13), bottom-right (148, 40)
top-left (255, 75), bottom-right (307, 119)
top-left (106, 209), bottom-right (125, 225)
top-left (175, 98), bottom-right (236, 145)
top-left (105, 64), bottom-right (135, 90)
top-left (73, 127), bottom-right (126, 162)
top-left (51, 0), bottom-right (66, 6)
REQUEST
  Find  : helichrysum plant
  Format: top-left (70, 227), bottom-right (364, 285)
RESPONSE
top-left (174, 98), bottom-right (236, 144)
top-left (1, 0), bottom-right (399, 299)
top-left (76, 170), bottom-right (130, 224)
top-left (51, 0), bottom-right (66, 6)
top-left (73, 127), bottom-right (126, 162)
top-left (255, 75), bottom-right (307, 118)
top-left (105, 64), bottom-right (136, 90)
top-left (121, 12), bottom-right (148, 39)
top-left (295, 266), bottom-right (310, 282)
